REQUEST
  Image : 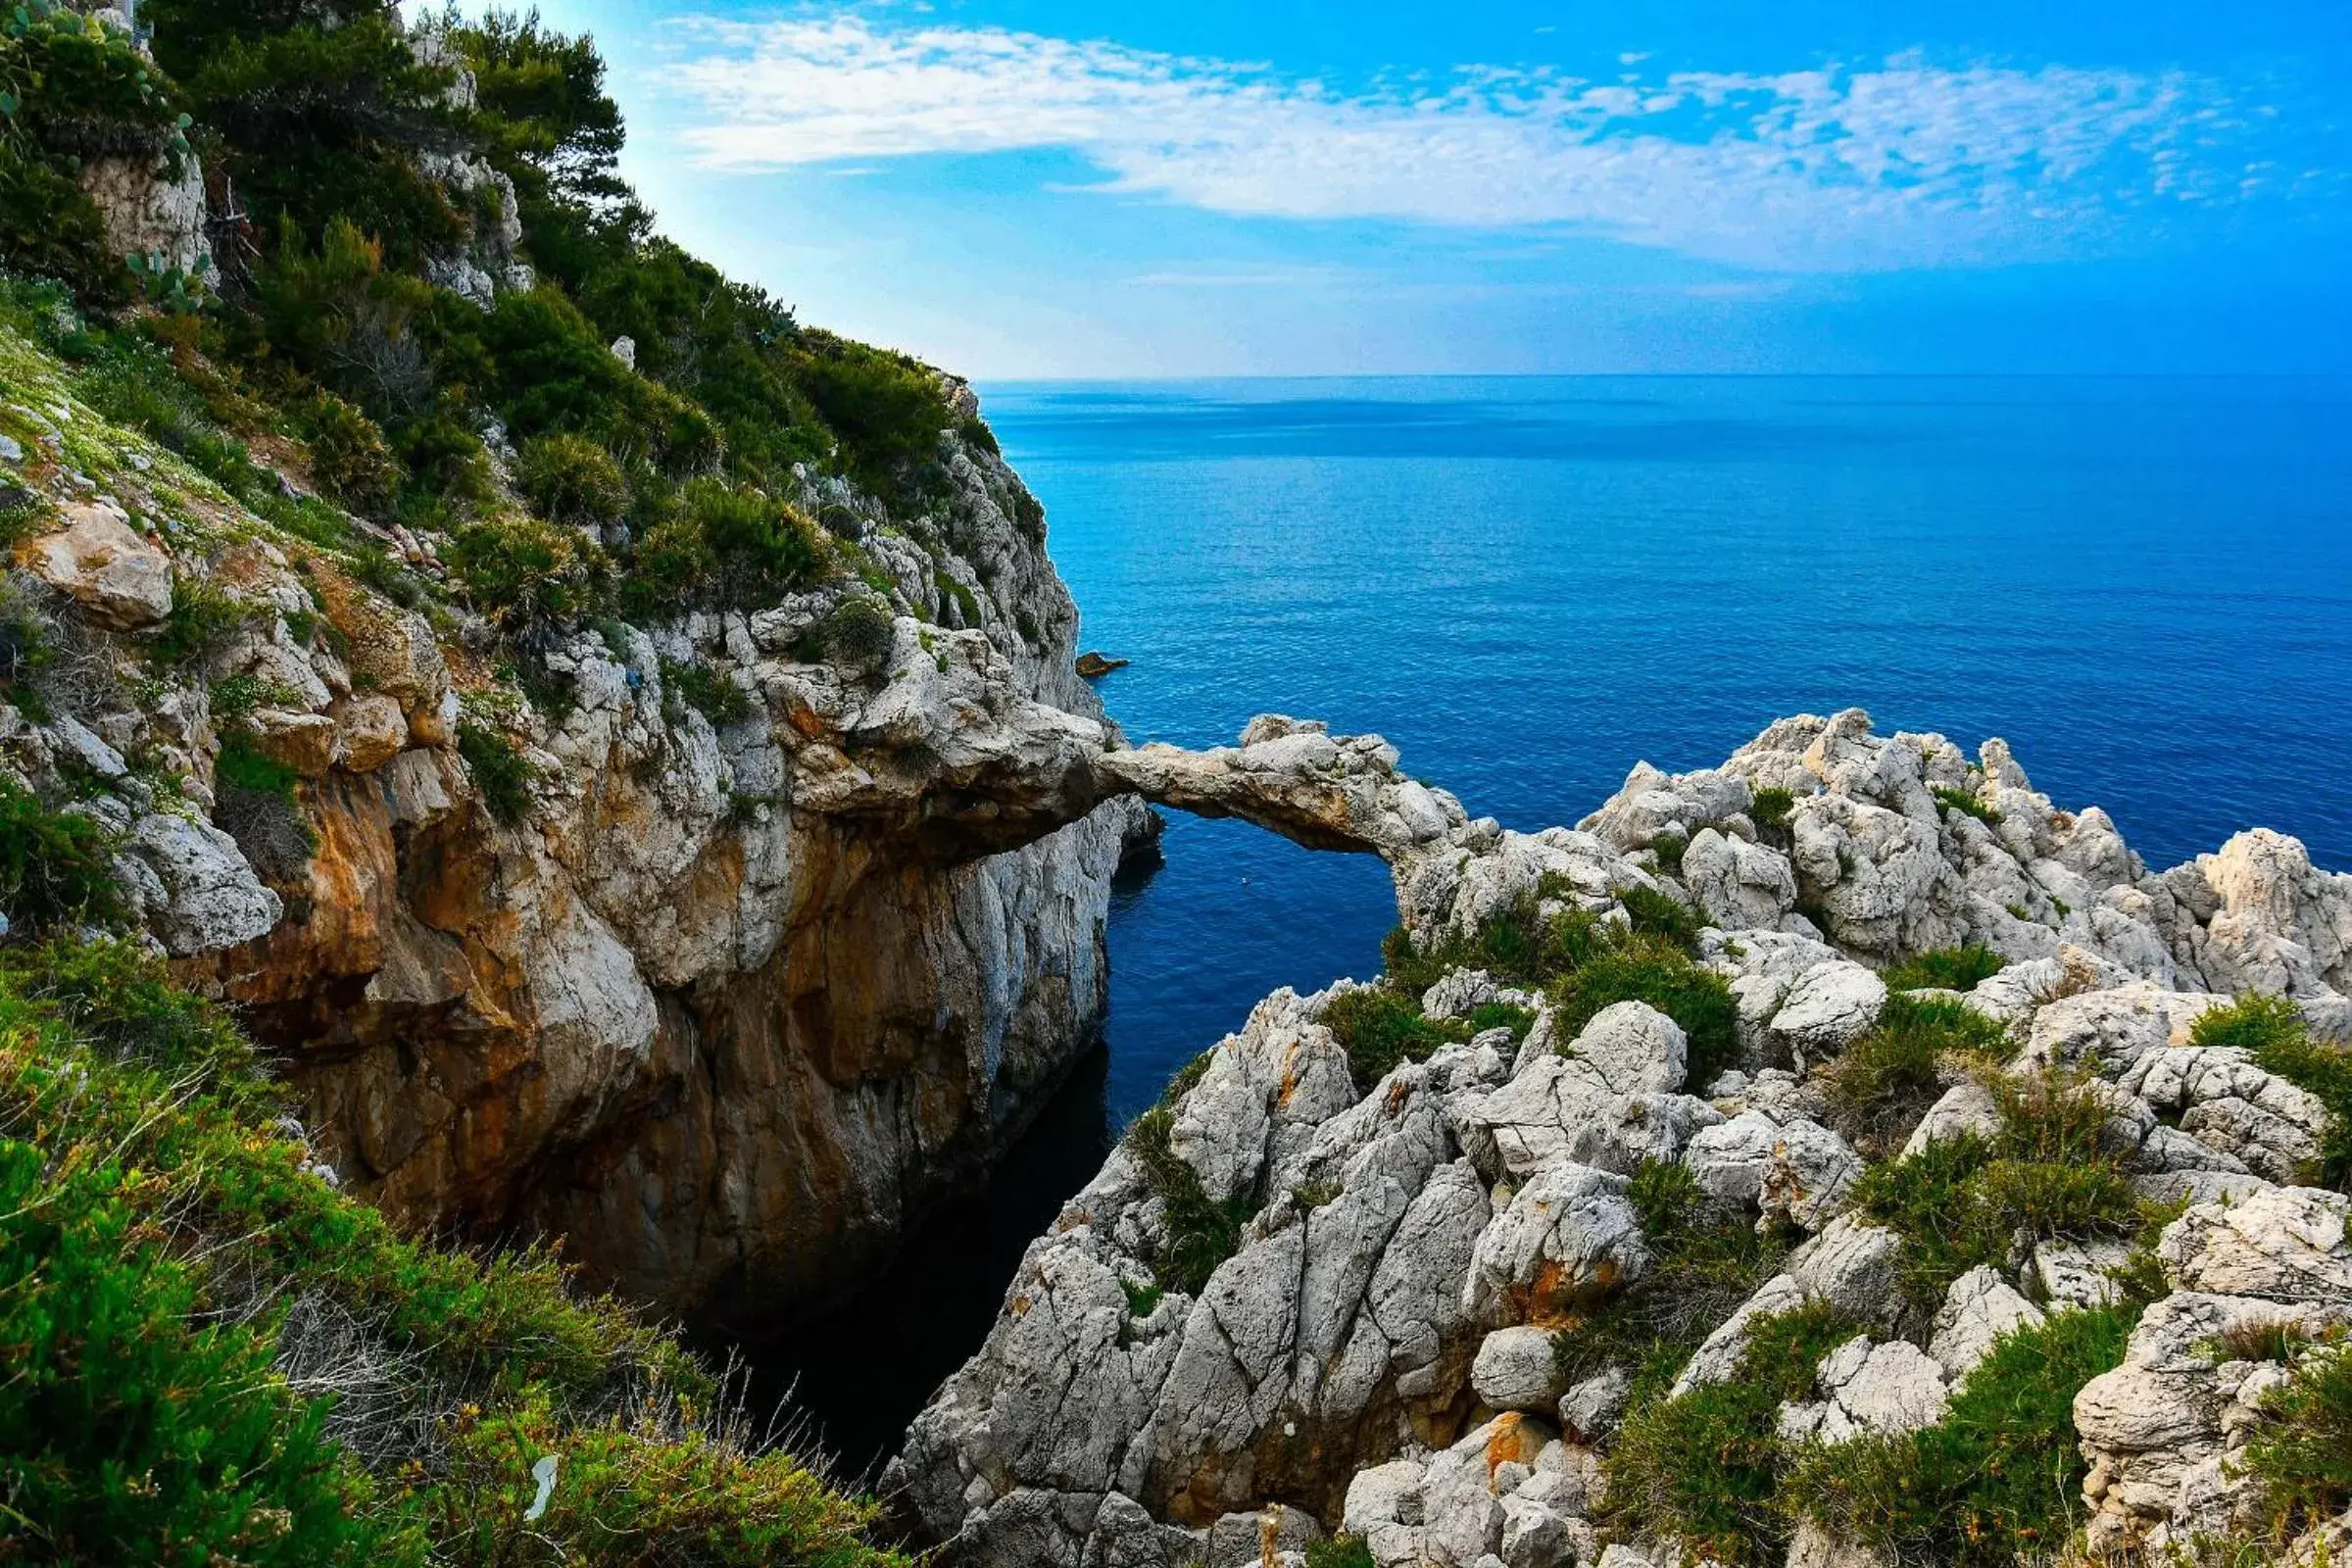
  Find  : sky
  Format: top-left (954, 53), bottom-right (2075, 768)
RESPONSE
top-left (424, 1), bottom-right (2352, 377)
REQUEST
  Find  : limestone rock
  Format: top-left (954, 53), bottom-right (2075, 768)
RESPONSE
top-left (1473, 1326), bottom-right (1567, 1414)
top-left (1926, 1266), bottom-right (2046, 1382)
top-left (21, 501), bottom-right (172, 628)
top-left (121, 807), bottom-right (282, 956)
top-left (2158, 1186), bottom-right (2352, 1301)
top-left (1562, 1001), bottom-right (1688, 1096)
top-left (1777, 1336), bottom-right (1949, 1443)
top-left (1465, 1164), bottom-right (1648, 1325)
top-left (1769, 961), bottom-right (1887, 1062)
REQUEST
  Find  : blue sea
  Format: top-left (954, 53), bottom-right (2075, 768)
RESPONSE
top-left (769, 375), bottom-right (2352, 1474)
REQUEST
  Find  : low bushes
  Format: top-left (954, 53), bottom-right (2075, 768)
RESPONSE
top-left (515, 431), bottom-right (628, 529)
top-left (1124, 1103), bottom-right (1256, 1297)
top-left (1933, 785), bottom-right (2001, 825)
top-left (1555, 1160), bottom-right (1796, 1403)
top-left (1880, 944), bottom-right (2004, 993)
top-left (1551, 930), bottom-right (1739, 1090)
top-left (445, 512), bottom-right (599, 629)
top-left (1852, 1070), bottom-right (2143, 1308)
top-left (457, 720), bottom-right (534, 826)
top-left (1603, 1303), bottom-right (1860, 1565)
top-left (2242, 1338), bottom-right (2352, 1541)
top-left (0, 935), bottom-right (907, 1567)
top-left (1820, 992), bottom-right (2009, 1157)
top-left (1784, 1305), bottom-right (2139, 1566)
top-left (0, 776), bottom-right (122, 932)
top-left (661, 656), bottom-right (753, 728)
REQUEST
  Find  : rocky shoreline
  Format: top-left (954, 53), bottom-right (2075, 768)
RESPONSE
top-left (887, 710), bottom-right (2352, 1568)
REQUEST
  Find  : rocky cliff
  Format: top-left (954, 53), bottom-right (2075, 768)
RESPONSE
top-left (888, 710), bottom-right (2352, 1568)
top-left (0, 313), bottom-right (1154, 1321)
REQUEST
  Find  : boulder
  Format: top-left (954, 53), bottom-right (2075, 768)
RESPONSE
top-left (1561, 1000), bottom-right (1687, 1096)
top-left (2158, 1186), bottom-right (2352, 1301)
top-left (20, 501), bottom-right (173, 628)
top-left (1472, 1326), bottom-right (1567, 1414)
top-left (1465, 1164), bottom-right (1648, 1325)
top-left (1926, 1266), bottom-right (2046, 1382)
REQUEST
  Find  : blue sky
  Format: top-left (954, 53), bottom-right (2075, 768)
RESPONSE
top-left (436, 1), bottom-right (2351, 376)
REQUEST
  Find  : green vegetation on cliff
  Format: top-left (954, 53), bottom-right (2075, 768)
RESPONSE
top-left (0, 778), bottom-right (904, 1564)
top-left (0, 2), bottom-right (1000, 1557)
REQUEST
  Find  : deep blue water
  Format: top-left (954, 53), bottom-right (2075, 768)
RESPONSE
top-left (981, 375), bottom-right (2352, 1126)
top-left (777, 375), bottom-right (2352, 1477)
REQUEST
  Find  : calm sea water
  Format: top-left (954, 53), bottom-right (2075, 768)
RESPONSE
top-left (774, 375), bottom-right (2352, 1476)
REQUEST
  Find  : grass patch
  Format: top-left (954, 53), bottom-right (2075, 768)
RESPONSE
top-left (2192, 994), bottom-right (2352, 1192)
top-left (0, 778), bottom-right (123, 935)
top-left (1933, 786), bottom-right (2002, 826)
top-left (1820, 993), bottom-right (2010, 1158)
top-left (1323, 987), bottom-right (1465, 1089)
top-left (457, 721), bottom-right (535, 827)
top-left (1881, 945), bottom-right (2005, 994)
top-left (2242, 1337), bottom-right (2352, 1542)
top-left (1749, 785), bottom-right (1796, 846)
top-left (1852, 1070), bottom-right (2144, 1309)
top-left (1602, 1303), bottom-right (1861, 1565)
top-left (1124, 1104), bottom-right (1256, 1297)
top-left (1119, 1278), bottom-right (1163, 1319)
top-left (1304, 1536), bottom-right (1375, 1568)
top-left (1784, 1304), bottom-right (2138, 1566)
top-left (1555, 1160), bottom-right (1797, 1406)
top-left (661, 656), bottom-right (754, 728)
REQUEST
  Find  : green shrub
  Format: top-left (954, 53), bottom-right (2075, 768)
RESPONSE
top-left (0, 776), bottom-right (122, 934)
top-left (1785, 1305), bottom-right (2138, 1566)
top-left (1649, 829), bottom-right (1689, 875)
top-left (1603, 1303), bottom-right (1860, 1565)
top-left (515, 431), bottom-right (629, 528)
top-left (790, 334), bottom-right (950, 495)
top-left (1551, 930), bottom-right (1739, 1091)
top-left (1304, 1536), bottom-right (1376, 1568)
top-left (1853, 1071), bottom-right (2143, 1307)
top-left (1618, 881), bottom-right (1704, 953)
top-left (149, 572), bottom-right (254, 671)
top-left (1821, 993), bottom-right (2009, 1156)
top-left (2189, 991), bottom-right (2309, 1054)
top-left (1124, 1104), bottom-right (1256, 1296)
top-left (2242, 1340), bottom-right (2352, 1541)
top-left (661, 656), bottom-right (753, 728)
top-left (1933, 785), bottom-right (2001, 825)
top-left (211, 735), bottom-right (317, 884)
top-left (1880, 944), bottom-right (2005, 993)
top-left (458, 720), bottom-right (535, 826)
top-left (0, 1137), bottom-right (386, 1565)
top-left (1323, 987), bottom-right (1461, 1089)
top-left (1120, 1278), bottom-right (1163, 1319)
top-left (802, 594), bottom-right (895, 677)
top-left (445, 513), bottom-right (598, 628)
top-left (1556, 1159), bottom-right (1794, 1398)
top-left (0, 936), bottom-right (258, 1093)
top-left (0, 935), bottom-right (908, 1568)
top-left (2194, 995), bottom-right (2352, 1192)
top-left (304, 391), bottom-right (404, 516)
top-left (1749, 785), bottom-right (1796, 846)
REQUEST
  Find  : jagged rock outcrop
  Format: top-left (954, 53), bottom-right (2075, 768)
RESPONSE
top-left (895, 710), bottom-right (2352, 1566)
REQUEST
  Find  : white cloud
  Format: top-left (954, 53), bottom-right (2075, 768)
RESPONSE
top-left (662, 14), bottom-right (2310, 270)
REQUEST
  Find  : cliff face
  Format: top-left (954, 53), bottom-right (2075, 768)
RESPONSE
top-left (0, 317), bottom-right (1145, 1320)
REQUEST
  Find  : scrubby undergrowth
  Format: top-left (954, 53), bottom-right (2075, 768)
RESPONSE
top-left (0, 926), bottom-right (906, 1566)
